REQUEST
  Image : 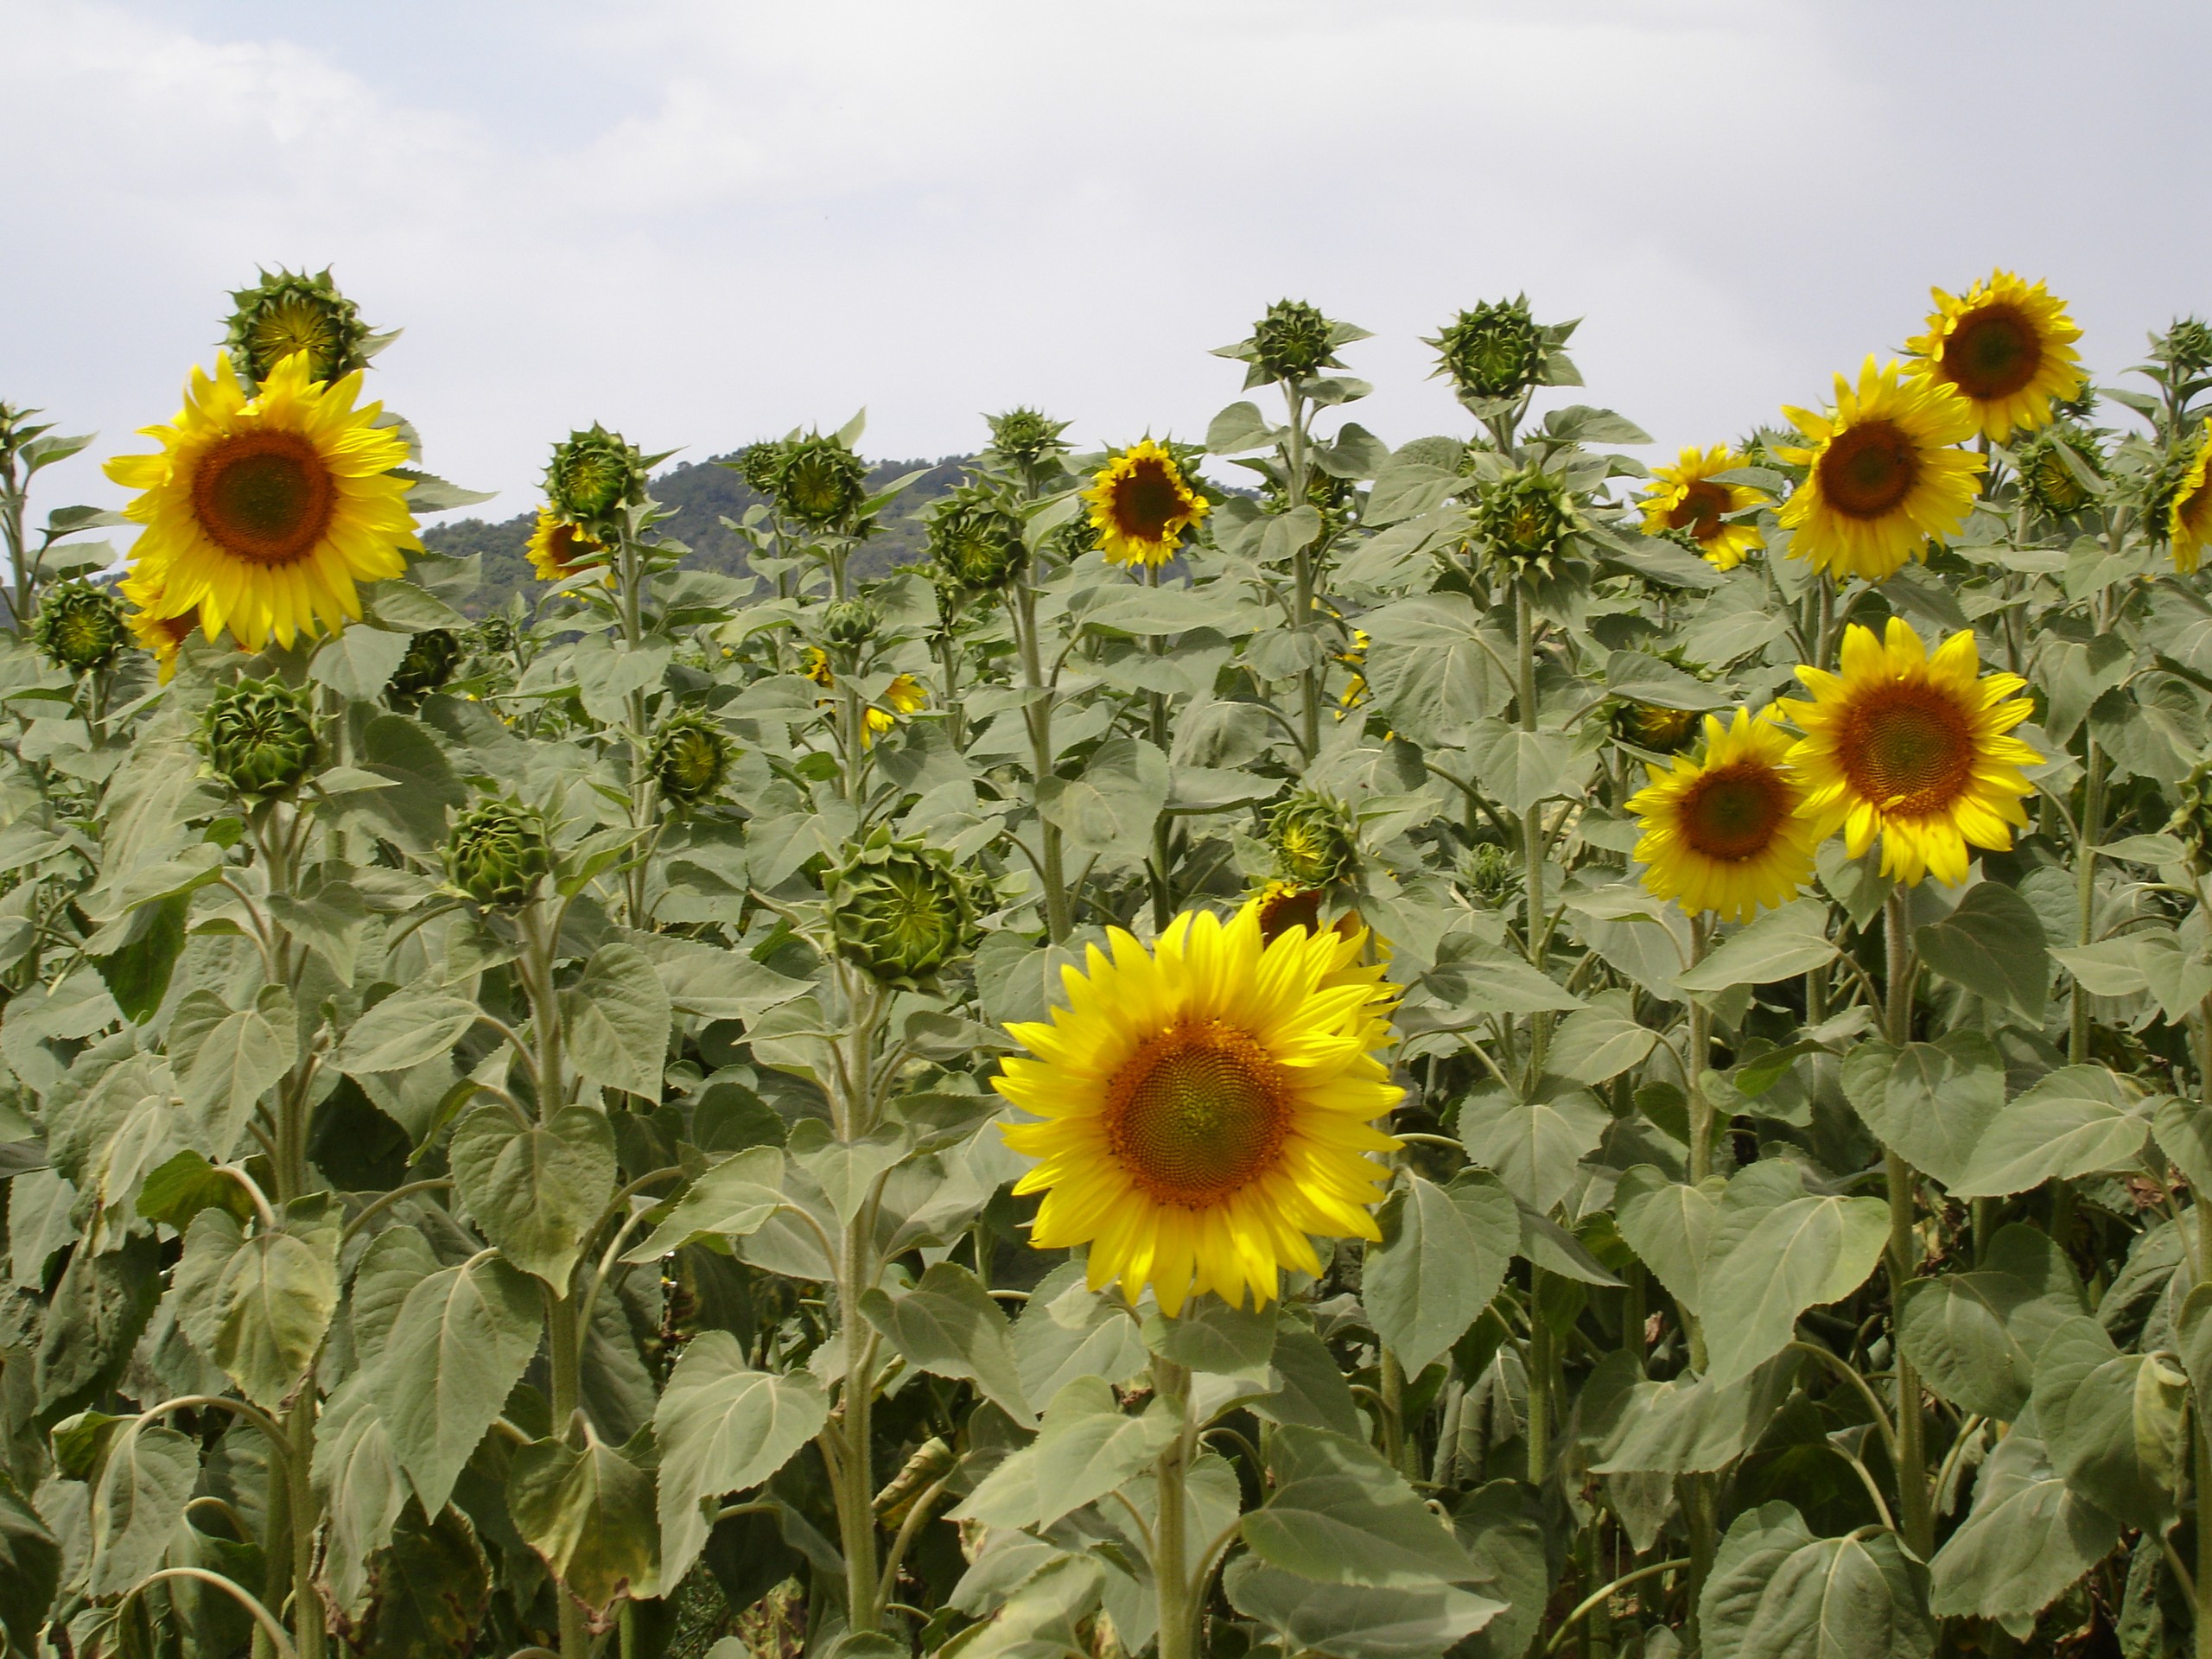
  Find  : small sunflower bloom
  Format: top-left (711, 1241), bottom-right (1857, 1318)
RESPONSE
top-left (1640, 446), bottom-right (1769, 571)
top-left (1628, 708), bottom-right (1819, 922)
top-left (526, 508), bottom-right (611, 582)
top-left (1083, 440), bottom-right (1210, 569)
top-left (2165, 417), bottom-right (2212, 575)
top-left (995, 906), bottom-right (1402, 1317)
top-left (1905, 270), bottom-right (2085, 442)
top-left (1780, 618), bottom-right (2042, 888)
top-left (1776, 359), bottom-right (1985, 584)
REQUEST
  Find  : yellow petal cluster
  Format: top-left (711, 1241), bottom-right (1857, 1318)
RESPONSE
top-left (1629, 708), bottom-right (1820, 921)
top-left (1904, 269), bottom-right (2085, 442)
top-left (1082, 440), bottom-right (1210, 569)
top-left (1639, 445), bottom-right (1768, 571)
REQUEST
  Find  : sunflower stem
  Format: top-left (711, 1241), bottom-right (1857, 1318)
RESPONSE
top-left (1516, 585), bottom-right (1553, 1075)
top-left (1283, 383), bottom-right (1322, 761)
top-left (1014, 575), bottom-right (1070, 941)
top-left (1882, 890), bottom-right (1933, 1558)
top-left (1151, 1357), bottom-right (1198, 1659)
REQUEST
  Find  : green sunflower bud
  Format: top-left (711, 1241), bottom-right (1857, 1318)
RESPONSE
top-left (202, 677), bottom-right (318, 798)
top-left (984, 409), bottom-right (1071, 472)
top-left (444, 798), bottom-right (555, 908)
top-left (1249, 298), bottom-right (1338, 382)
top-left (1471, 463), bottom-right (1578, 572)
top-left (651, 710), bottom-right (733, 805)
top-left (1429, 296), bottom-right (1545, 400)
top-left (2016, 424), bottom-right (2107, 517)
top-left (225, 266), bottom-right (376, 386)
top-left (1266, 789), bottom-right (1358, 888)
top-left (1461, 842), bottom-right (1518, 909)
top-left (736, 440), bottom-right (791, 499)
top-left (32, 580), bottom-right (127, 674)
top-left (824, 828), bottom-right (977, 988)
top-left (926, 487), bottom-right (1027, 593)
top-left (545, 424), bottom-right (649, 537)
top-left (1611, 700), bottom-right (1700, 755)
top-left (2159, 316), bottom-right (2212, 378)
top-left (820, 601), bottom-right (878, 650)
top-left (472, 616), bottom-right (516, 655)
top-left (774, 435), bottom-right (870, 531)
top-left (389, 629), bottom-right (461, 703)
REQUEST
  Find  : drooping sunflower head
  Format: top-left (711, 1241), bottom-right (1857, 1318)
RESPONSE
top-left (983, 408), bottom-right (1071, 474)
top-left (735, 439), bottom-right (792, 499)
top-left (1611, 699), bottom-right (1701, 755)
top-left (823, 828), bottom-right (978, 988)
top-left (1248, 298), bottom-right (1340, 383)
top-left (1471, 462), bottom-right (1578, 574)
top-left (1266, 789), bottom-right (1359, 889)
top-left (201, 677), bottom-right (319, 799)
top-left (926, 486), bottom-right (1027, 595)
top-left (1905, 270), bottom-right (2085, 442)
top-left (225, 267), bottom-right (378, 388)
top-left (775, 435), bottom-right (871, 531)
top-left (1781, 617), bottom-right (2043, 887)
top-left (103, 354), bottom-right (420, 652)
top-left (651, 709), bottom-right (734, 805)
top-left (995, 906), bottom-right (1402, 1317)
top-left (1084, 440), bottom-right (1211, 569)
top-left (1640, 446), bottom-right (1769, 571)
top-left (525, 508), bottom-right (610, 583)
top-left (1427, 296), bottom-right (1567, 402)
top-left (444, 797), bottom-right (556, 908)
top-left (1775, 359), bottom-right (1986, 584)
top-left (2161, 417), bottom-right (2212, 575)
top-left (2014, 423), bottom-right (2107, 518)
top-left (544, 425), bottom-right (648, 539)
top-left (32, 581), bottom-right (128, 675)
top-left (1628, 707), bottom-right (1819, 922)
top-left (388, 629), bottom-right (461, 705)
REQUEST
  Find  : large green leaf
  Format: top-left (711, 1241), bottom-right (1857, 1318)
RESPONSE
top-left (1012, 1262), bottom-right (1150, 1406)
top-left (0, 1470), bottom-right (60, 1658)
top-left (1675, 899), bottom-right (1837, 995)
top-left (860, 1260), bottom-right (1032, 1421)
top-left (1840, 1032), bottom-right (2006, 1191)
top-left (1224, 1557), bottom-right (1503, 1659)
top-left (1916, 881), bottom-right (2050, 1021)
top-left (621, 1145), bottom-right (785, 1262)
top-left (1036, 737), bottom-right (1170, 858)
top-left (448, 1105), bottom-right (617, 1288)
top-left (1465, 720), bottom-right (1592, 815)
top-left (86, 1421), bottom-right (197, 1596)
top-left (507, 1428), bottom-right (662, 1615)
top-left (1698, 1166), bottom-right (1890, 1387)
top-left (1949, 1065), bottom-right (2149, 1198)
top-left (561, 942), bottom-right (672, 1098)
top-left (2030, 1315), bottom-right (2185, 1532)
top-left (1613, 1166), bottom-right (1723, 1314)
top-left (336, 989), bottom-right (483, 1076)
top-left (1545, 991), bottom-right (1659, 1084)
top-left (1241, 1426), bottom-right (1476, 1589)
top-left (1897, 1224), bottom-right (2082, 1420)
top-left (1028, 1376), bottom-right (1180, 1530)
top-left (314, 1376), bottom-right (410, 1617)
top-left (310, 625), bottom-right (413, 701)
top-left (214, 1218), bottom-right (340, 1409)
top-left (1593, 1357), bottom-right (1795, 1475)
top-left (1363, 1172), bottom-right (1515, 1376)
top-left (654, 1331), bottom-right (829, 1585)
top-left (180, 995), bottom-right (295, 1159)
top-left (1700, 1503), bottom-right (1932, 1659)
top-left (1928, 1433), bottom-right (2120, 1624)
top-left (1457, 1078), bottom-right (1606, 1215)
top-left (372, 1250), bottom-right (544, 1512)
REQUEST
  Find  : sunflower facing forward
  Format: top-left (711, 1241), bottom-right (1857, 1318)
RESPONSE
top-left (1777, 359), bottom-right (1985, 583)
top-left (1629, 708), bottom-right (1819, 921)
top-left (1905, 270), bottom-right (2085, 442)
top-left (1782, 618), bottom-right (2041, 887)
top-left (996, 905), bottom-right (1401, 1316)
top-left (1640, 446), bottom-right (1769, 570)
top-left (105, 353), bottom-right (419, 652)
top-left (1083, 439), bottom-right (1211, 568)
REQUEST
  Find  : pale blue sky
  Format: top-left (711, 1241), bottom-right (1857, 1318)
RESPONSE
top-left (4, 0), bottom-right (2208, 525)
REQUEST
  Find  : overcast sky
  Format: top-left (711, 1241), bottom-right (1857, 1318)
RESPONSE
top-left (5, 0), bottom-right (2209, 531)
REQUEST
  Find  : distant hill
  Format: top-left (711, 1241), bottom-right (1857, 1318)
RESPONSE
top-left (422, 450), bottom-right (976, 615)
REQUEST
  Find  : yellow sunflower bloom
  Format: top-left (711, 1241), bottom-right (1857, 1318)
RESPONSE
top-left (996, 906), bottom-right (1402, 1317)
top-left (1780, 617), bottom-right (2042, 887)
top-left (1639, 445), bottom-right (1769, 570)
top-left (801, 648), bottom-right (927, 744)
top-left (525, 507), bottom-right (610, 582)
top-left (1628, 708), bottom-right (1819, 922)
top-left (118, 568), bottom-right (201, 683)
top-left (1905, 270), bottom-right (2085, 442)
top-left (1082, 439), bottom-right (1210, 569)
top-left (1776, 359), bottom-right (1985, 584)
top-left (104, 353), bottom-right (419, 651)
top-left (2168, 417), bottom-right (2212, 575)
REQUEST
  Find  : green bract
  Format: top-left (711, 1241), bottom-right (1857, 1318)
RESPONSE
top-left (773, 434), bottom-right (870, 530)
top-left (982, 407), bottom-right (1070, 472)
top-left (1266, 788), bottom-right (1357, 887)
top-left (389, 627), bottom-right (461, 702)
top-left (545, 423), bottom-right (648, 537)
top-left (925, 486), bottom-right (1026, 593)
top-left (444, 797), bottom-right (554, 906)
top-left (225, 264), bottom-right (378, 385)
top-left (31, 579), bottom-right (125, 673)
top-left (201, 676), bottom-right (318, 797)
top-left (823, 828), bottom-right (976, 987)
top-left (651, 709), bottom-right (732, 804)
top-left (1429, 294), bottom-right (1554, 400)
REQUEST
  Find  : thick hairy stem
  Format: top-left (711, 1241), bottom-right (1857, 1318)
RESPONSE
top-left (1883, 891), bottom-right (1933, 1557)
top-left (1527, 1273), bottom-right (1554, 1485)
top-left (1282, 385), bottom-right (1321, 760)
top-left (2072, 741), bottom-right (2104, 1065)
top-left (1151, 1359), bottom-right (1197, 1659)
top-left (1013, 581), bottom-right (1069, 940)
top-left (1516, 586), bottom-right (1554, 1076)
top-left (543, 1285), bottom-right (591, 1659)
top-left (618, 535), bottom-right (653, 925)
top-left (288, 1392), bottom-right (324, 1659)
top-left (836, 1212), bottom-right (881, 1633)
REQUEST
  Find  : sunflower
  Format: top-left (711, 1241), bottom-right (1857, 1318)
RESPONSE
top-left (525, 508), bottom-right (610, 582)
top-left (1628, 708), bottom-right (1819, 922)
top-left (1640, 446), bottom-right (1769, 570)
top-left (996, 906), bottom-right (1400, 1316)
top-left (1083, 440), bottom-right (1210, 569)
top-left (801, 648), bottom-right (926, 744)
top-left (105, 353), bottom-right (419, 651)
top-left (1780, 618), bottom-right (2040, 887)
top-left (2167, 418), bottom-right (2212, 575)
top-left (1905, 270), bottom-right (2085, 442)
top-left (1776, 359), bottom-right (1985, 583)
top-left (118, 569), bottom-right (201, 683)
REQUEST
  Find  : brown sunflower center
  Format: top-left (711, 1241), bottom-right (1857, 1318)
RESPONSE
top-left (191, 431), bottom-right (336, 566)
top-left (1840, 684), bottom-right (1974, 817)
top-left (1668, 480), bottom-right (1733, 542)
top-left (1103, 1019), bottom-right (1289, 1206)
top-left (1945, 303), bottom-right (2041, 402)
top-left (1110, 458), bottom-right (1186, 543)
top-left (1819, 420), bottom-right (1920, 519)
top-left (1679, 763), bottom-right (1789, 861)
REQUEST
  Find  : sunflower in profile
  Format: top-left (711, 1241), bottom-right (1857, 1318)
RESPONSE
top-left (525, 508), bottom-right (610, 582)
top-left (1905, 270), bottom-right (2085, 442)
top-left (1639, 446), bottom-right (1769, 570)
top-left (1083, 439), bottom-right (1210, 568)
top-left (1781, 618), bottom-right (2040, 887)
top-left (801, 648), bottom-right (927, 744)
top-left (118, 569), bottom-right (202, 683)
top-left (105, 353), bottom-right (419, 651)
top-left (1776, 359), bottom-right (1985, 583)
top-left (996, 906), bottom-right (1402, 1316)
top-left (2166, 418), bottom-right (2212, 575)
top-left (1628, 708), bottom-right (1819, 921)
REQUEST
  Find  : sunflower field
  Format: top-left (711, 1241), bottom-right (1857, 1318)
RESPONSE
top-left (3, 268), bottom-right (2212, 1659)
